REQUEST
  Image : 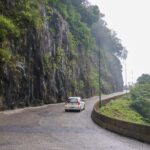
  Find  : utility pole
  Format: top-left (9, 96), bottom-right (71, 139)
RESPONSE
top-left (124, 60), bottom-right (128, 95)
top-left (99, 46), bottom-right (102, 107)
top-left (131, 70), bottom-right (134, 86)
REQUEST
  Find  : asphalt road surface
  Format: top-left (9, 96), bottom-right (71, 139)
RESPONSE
top-left (0, 93), bottom-right (149, 150)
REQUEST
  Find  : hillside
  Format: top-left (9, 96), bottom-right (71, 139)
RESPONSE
top-left (0, 0), bottom-right (127, 109)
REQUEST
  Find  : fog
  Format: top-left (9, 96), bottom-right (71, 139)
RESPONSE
top-left (89, 0), bottom-right (150, 83)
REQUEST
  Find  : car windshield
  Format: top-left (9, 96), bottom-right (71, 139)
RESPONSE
top-left (68, 98), bottom-right (78, 103)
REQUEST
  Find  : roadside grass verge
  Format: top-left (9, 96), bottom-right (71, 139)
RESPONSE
top-left (99, 97), bottom-right (150, 125)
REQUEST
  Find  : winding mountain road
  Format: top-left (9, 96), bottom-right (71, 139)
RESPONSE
top-left (0, 93), bottom-right (149, 150)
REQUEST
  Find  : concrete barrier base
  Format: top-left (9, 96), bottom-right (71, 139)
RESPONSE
top-left (91, 96), bottom-right (150, 144)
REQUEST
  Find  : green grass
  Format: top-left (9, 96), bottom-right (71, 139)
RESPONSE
top-left (100, 98), bottom-right (150, 125)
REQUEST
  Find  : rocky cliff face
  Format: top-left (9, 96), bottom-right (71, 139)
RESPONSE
top-left (0, 2), bottom-right (92, 108)
top-left (0, 0), bottom-right (124, 109)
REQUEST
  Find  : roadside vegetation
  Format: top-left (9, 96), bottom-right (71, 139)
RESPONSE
top-left (130, 74), bottom-right (150, 123)
top-left (100, 97), bottom-right (149, 125)
top-left (100, 74), bottom-right (150, 125)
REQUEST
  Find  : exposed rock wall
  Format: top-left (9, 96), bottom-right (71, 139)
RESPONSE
top-left (0, 1), bottom-right (124, 109)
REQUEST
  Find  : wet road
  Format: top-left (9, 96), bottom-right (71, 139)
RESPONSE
top-left (0, 93), bottom-right (149, 150)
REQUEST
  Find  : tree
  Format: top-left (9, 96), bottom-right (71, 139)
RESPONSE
top-left (137, 74), bottom-right (150, 84)
top-left (130, 74), bottom-right (150, 121)
top-left (70, 0), bottom-right (100, 26)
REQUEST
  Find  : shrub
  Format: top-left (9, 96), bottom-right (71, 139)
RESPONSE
top-left (0, 16), bottom-right (20, 41)
top-left (132, 99), bottom-right (150, 120)
top-left (130, 84), bottom-right (150, 121)
top-left (100, 98), bottom-right (148, 124)
top-left (0, 48), bottom-right (12, 63)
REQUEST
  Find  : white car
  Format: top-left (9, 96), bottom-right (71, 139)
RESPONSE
top-left (65, 97), bottom-right (85, 112)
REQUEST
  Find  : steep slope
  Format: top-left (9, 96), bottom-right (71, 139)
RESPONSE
top-left (0, 0), bottom-right (126, 109)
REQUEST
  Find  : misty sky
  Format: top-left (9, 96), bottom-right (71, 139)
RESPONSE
top-left (89, 0), bottom-right (150, 84)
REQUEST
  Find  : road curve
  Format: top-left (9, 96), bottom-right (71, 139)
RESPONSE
top-left (0, 93), bottom-right (149, 150)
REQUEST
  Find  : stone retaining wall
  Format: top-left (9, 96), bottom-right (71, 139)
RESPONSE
top-left (91, 95), bottom-right (150, 143)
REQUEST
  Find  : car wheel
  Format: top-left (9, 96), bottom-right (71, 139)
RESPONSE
top-left (83, 104), bottom-right (85, 110)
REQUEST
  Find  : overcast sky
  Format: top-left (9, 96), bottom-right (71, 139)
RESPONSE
top-left (89, 0), bottom-right (150, 84)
